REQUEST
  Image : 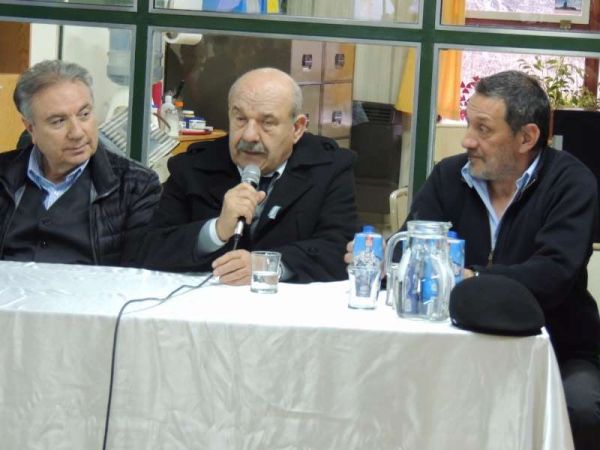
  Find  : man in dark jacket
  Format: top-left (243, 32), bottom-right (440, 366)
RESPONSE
top-left (139, 67), bottom-right (358, 283)
top-left (0, 60), bottom-right (161, 266)
top-left (346, 71), bottom-right (599, 449)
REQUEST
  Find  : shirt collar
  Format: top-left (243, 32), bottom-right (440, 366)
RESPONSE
top-left (516, 151), bottom-right (541, 192)
top-left (237, 160), bottom-right (288, 179)
top-left (461, 151), bottom-right (541, 194)
top-left (27, 145), bottom-right (89, 190)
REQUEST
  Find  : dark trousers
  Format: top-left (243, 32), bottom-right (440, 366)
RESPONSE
top-left (561, 357), bottom-right (600, 450)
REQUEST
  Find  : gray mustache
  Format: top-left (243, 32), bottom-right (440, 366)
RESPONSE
top-left (237, 141), bottom-right (267, 154)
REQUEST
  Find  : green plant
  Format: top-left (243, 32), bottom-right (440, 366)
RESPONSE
top-left (459, 75), bottom-right (480, 120)
top-left (518, 56), bottom-right (599, 109)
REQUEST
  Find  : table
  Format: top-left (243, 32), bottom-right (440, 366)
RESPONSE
top-left (171, 129), bottom-right (227, 155)
top-left (152, 130), bottom-right (228, 183)
top-left (0, 261), bottom-right (573, 450)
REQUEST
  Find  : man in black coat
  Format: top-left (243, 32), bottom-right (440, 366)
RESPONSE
top-left (139, 67), bottom-right (358, 284)
top-left (0, 60), bottom-right (161, 266)
top-left (348, 70), bottom-right (599, 449)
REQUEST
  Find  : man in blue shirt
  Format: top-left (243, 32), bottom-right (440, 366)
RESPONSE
top-left (0, 60), bottom-right (161, 266)
top-left (420, 71), bottom-right (600, 450)
top-left (347, 70), bottom-right (599, 449)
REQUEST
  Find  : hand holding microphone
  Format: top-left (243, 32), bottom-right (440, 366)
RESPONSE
top-left (215, 164), bottom-right (264, 244)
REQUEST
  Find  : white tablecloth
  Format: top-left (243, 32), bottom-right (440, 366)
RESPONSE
top-left (0, 261), bottom-right (573, 449)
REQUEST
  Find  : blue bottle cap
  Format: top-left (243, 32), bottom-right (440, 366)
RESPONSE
top-left (362, 225), bottom-right (375, 233)
top-left (448, 230), bottom-right (458, 238)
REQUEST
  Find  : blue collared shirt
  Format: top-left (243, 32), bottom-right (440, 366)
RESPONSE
top-left (460, 152), bottom-right (541, 250)
top-left (27, 146), bottom-right (89, 210)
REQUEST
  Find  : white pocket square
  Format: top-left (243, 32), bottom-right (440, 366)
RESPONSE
top-left (268, 206), bottom-right (281, 219)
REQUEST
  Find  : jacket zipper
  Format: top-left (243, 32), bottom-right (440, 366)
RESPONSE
top-left (0, 185), bottom-right (24, 256)
top-left (490, 174), bottom-right (538, 269)
top-left (89, 183), bottom-right (119, 265)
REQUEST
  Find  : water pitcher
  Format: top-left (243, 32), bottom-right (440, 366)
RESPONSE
top-left (384, 221), bottom-right (454, 320)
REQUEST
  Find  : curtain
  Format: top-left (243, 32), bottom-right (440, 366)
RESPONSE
top-left (266, 0), bottom-right (280, 13)
top-left (396, 0), bottom-right (466, 120)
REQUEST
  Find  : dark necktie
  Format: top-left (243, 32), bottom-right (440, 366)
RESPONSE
top-left (252, 173), bottom-right (278, 235)
top-left (258, 175), bottom-right (275, 194)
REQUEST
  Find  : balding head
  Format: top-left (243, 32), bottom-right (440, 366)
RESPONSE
top-left (228, 67), bottom-right (303, 120)
top-left (227, 67), bottom-right (307, 174)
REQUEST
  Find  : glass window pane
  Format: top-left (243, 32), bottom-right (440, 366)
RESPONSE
top-left (433, 47), bottom-right (600, 165)
top-left (0, 21), bottom-right (31, 151)
top-left (147, 29), bottom-right (418, 234)
top-left (0, 20), bottom-right (135, 157)
top-left (153, 0), bottom-right (421, 25)
top-left (4, 0), bottom-right (133, 6)
top-left (441, 0), bottom-right (598, 34)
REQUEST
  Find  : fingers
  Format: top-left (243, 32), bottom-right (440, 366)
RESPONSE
top-left (212, 250), bottom-right (252, 285)
top-left (217, 184), bottom-right (266, 241)
top-left (463, 268), bottom-right (476, 279)
top-left (343, 240), bottom-right (354, 264)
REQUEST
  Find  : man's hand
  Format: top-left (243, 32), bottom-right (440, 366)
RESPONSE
top-left (345, 239), bottom-right (389, 276)
top-left (216, 184), bottom-right (266, 242)
top-left (344, 240), bottom-right (354, 265)
top-left (463, 268), bottom-right (476, 279)
top-left (212, 249), bottom-right (252, 285)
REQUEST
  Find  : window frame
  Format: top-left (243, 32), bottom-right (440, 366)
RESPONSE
top-left (1, 0), bottom-right (598, 194)
top-left (465, 0), bottom-right (591, 25)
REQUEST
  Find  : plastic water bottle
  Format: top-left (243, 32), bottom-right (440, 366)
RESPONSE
top-left (353, 225), bottom-right (383, 270)
top-left (160, 94), bottom-right (180, 137)
top-left (349, 225), bottom-right (383, 308)
top-left (174, 100), bottom-right (186, 130)
top-left (447, 230), bottom-right (465, 285)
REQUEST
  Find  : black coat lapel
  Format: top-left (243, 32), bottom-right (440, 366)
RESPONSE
top-left (191, 137), bottom-right (240, 208)
top-left (252, 133), bottom-right (334, 236)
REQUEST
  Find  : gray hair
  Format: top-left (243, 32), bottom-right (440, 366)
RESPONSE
top-left (475, 70), bottom-right (550, 150)
top-left (14, 60), bottom-right (94, 122)
top-left (228, 67), bottom-right (303, 119)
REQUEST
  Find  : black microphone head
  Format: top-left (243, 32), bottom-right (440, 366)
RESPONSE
top-left (241, 164), bottom-right (261, 188)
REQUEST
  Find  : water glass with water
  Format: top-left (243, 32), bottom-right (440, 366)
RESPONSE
top-left (251, 251), bottom-right (282, 294)
top-left (348, 265), bottom-right (381, 309)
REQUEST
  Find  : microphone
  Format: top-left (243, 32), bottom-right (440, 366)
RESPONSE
top-left (241, 164), bottom-right (261, 189)
top-left (232, 164), bottom-right (261, 248)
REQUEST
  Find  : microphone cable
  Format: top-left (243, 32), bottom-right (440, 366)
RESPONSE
top-left (231, 164), bottom-right (260, 250)
top-left (101, 272), bottom-right (213, 450)
top-left (232, 233), bottom-right (242, 251)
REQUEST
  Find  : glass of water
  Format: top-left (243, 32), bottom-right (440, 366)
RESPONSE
top-left (348, 265), bottom-right (381, 309)
top-left (250, 251), bottom-right (282, 294)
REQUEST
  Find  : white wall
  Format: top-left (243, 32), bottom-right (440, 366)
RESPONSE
top-left (353, 44), bottom-right (407, 105)
top-left (30, 24), bottom-right (59, 65)
top-left (30, 24), bottom-right (130, 123)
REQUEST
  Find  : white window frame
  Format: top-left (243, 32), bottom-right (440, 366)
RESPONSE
top-left (466, 0), bottom-right (591, 25)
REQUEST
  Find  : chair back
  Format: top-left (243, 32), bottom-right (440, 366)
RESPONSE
top-left (389, 187), bottom-right (409, 231)
top-left (589, 244), bottom-right (600, 307)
